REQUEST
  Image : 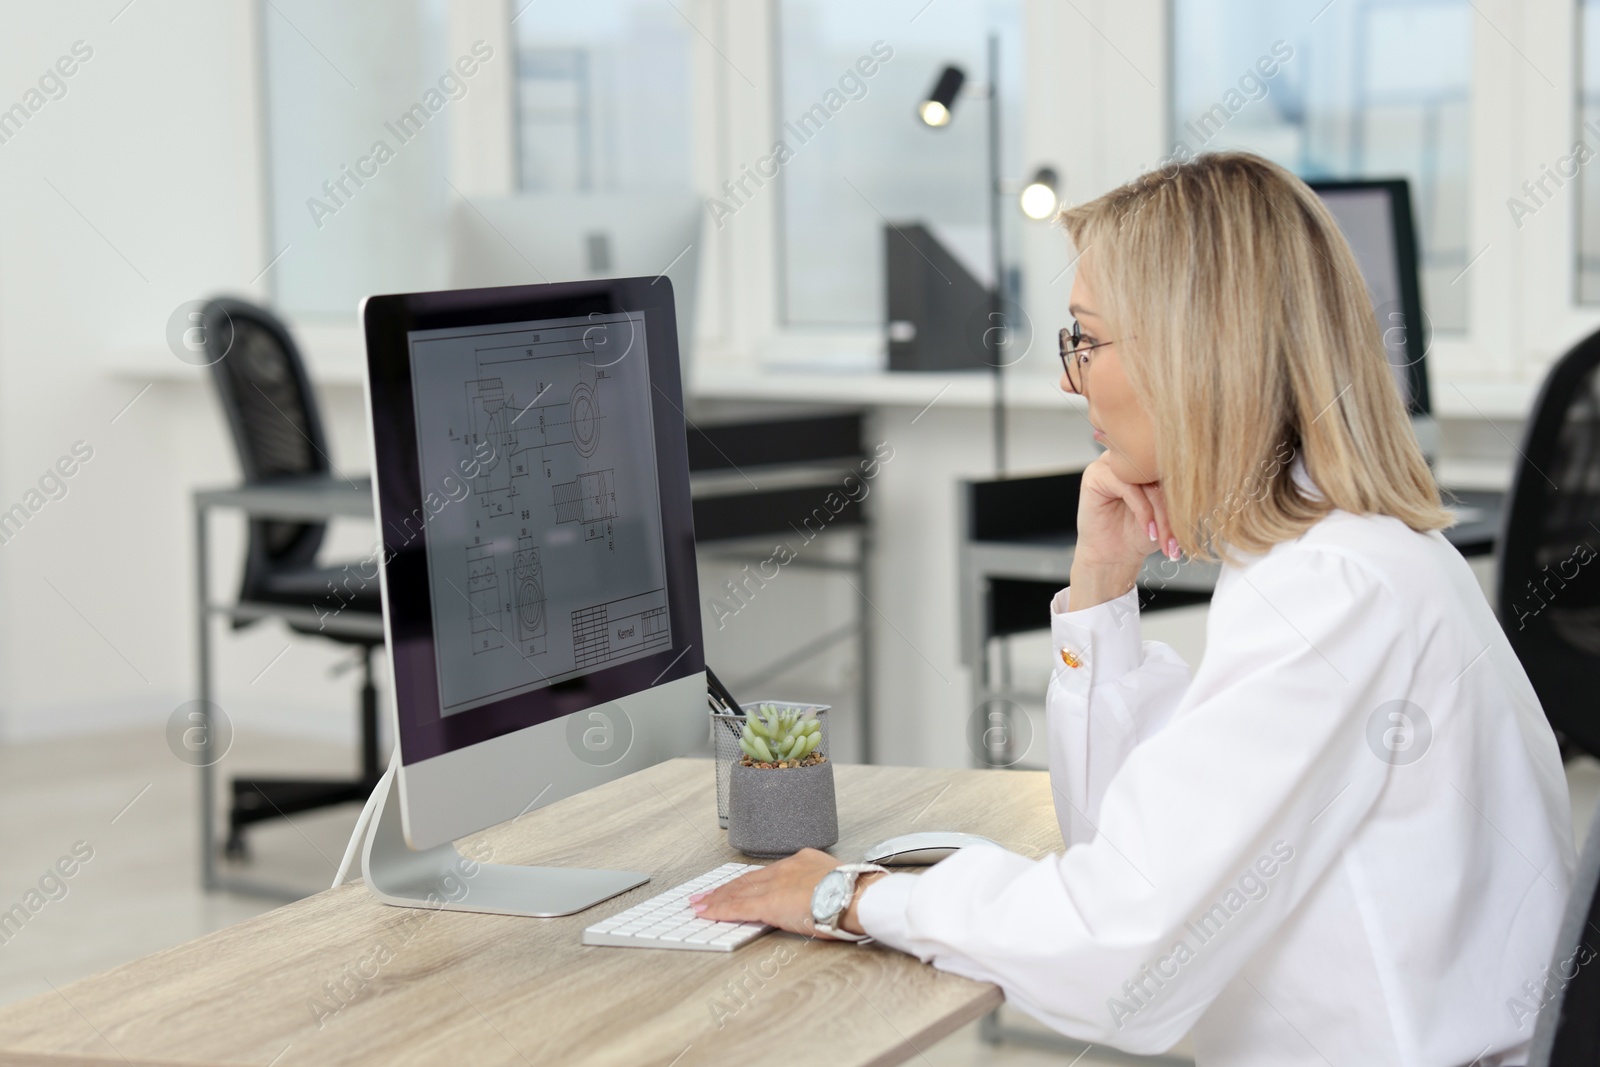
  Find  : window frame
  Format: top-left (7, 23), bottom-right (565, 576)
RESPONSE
top-left (687, 0), bottom-right (1597, 410)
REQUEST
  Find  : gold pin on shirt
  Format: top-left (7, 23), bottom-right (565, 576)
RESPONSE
top-left (1060, 648), bottom-right (1083, 669)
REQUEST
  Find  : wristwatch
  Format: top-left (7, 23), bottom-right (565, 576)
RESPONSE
top-left (810, 862), bottom-right (888, 942)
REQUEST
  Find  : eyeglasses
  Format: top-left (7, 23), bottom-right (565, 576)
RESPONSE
top-left (1059, 320), bottom-right (1117, 394)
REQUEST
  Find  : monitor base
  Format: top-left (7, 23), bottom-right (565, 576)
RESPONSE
top-left (359, 760), bottom-right (649, 917)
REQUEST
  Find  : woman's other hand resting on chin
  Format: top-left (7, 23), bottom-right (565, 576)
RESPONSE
top-left (1068, 455), bottom-right (1176, 612)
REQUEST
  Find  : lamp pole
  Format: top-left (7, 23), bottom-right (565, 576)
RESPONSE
top-left (985, 32), bottom-right (1006, 477)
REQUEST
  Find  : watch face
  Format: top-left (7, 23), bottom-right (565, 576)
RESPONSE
top-left (812, 871), bottom-right (851, 922)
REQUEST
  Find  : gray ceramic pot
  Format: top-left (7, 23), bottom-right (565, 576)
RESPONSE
top-left (726, 758), bottom-right (839, 858)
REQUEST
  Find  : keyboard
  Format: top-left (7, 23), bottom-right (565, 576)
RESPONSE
top-left (581, 862), bottom-right (773, 951)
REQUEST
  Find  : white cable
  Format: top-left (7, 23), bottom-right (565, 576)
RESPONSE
top-left (332, 759), bottom-right (394, 889)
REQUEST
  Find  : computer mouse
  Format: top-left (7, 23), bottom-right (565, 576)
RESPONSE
top-left (862, 831), bottom-right (1002, 866)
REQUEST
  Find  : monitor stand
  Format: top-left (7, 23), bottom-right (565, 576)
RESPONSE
top-left (358, 759), bottom-right (649, 917)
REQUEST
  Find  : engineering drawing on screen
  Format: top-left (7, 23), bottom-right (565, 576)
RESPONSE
top-left (407, 311), bottom-right (671, 716)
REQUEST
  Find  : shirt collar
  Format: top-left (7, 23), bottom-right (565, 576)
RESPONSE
top-left (1289, 453), bottom-right (1323, 501)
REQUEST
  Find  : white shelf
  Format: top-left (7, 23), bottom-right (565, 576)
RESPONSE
top-left (692, 364), bottom-right (1542, 421)
top-left (99, 331), bottom-right (1545, 423)
top-left (1431, 378), bottom-right (1539, 420)
top-left (100, 320), bottom-right (369, 387)
top-left (688, 365), bottom-right (1085, 411)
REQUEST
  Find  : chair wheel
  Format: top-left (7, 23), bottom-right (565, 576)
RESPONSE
top-left (222, 833), bottom-right (250, 862)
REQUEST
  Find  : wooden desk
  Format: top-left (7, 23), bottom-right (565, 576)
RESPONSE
top-left (0, 758), bottom-right (1060, 1067)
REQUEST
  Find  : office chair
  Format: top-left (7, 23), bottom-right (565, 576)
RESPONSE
top-left (1497, 327), bottom-right (1600, 760)
top-left (1527, 800), bottom-right (1600, 1064)
top-left (201, 297), bottom-right (385, 860)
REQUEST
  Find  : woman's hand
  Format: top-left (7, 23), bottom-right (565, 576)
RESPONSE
top-left (688, 848), bottom-right (886, 939)
top-left (1068, 453), bottom-right (1176, 611)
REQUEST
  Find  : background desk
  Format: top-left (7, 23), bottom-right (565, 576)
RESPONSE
top-left (194, 476), bottom-right (379, 898)
top-left (0, 758), bottom-right (1061, 1067)
top-left (958, 471), bottom-right (1507, 768)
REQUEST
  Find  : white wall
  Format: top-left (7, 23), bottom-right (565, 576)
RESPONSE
top-left (0, 2), bottom-right (370, 743)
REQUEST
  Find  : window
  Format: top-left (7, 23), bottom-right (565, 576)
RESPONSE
top-left (774, 0), bottom-right (1024, 327)
top-left (1171, 0), bottom-right (1472, 332)
top-left (262, 0), bottom-right (452, 319)
top-left (512, 4), bottom-right (694, 192)
top-left (1580, 0), bottom-right (1600, 303)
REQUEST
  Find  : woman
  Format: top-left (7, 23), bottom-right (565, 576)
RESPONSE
top-left (691, 153), bottom-right (1575, 1064)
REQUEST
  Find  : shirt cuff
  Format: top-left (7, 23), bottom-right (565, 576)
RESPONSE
top-left (855, 872), bottom-right (922, 955)
top-left (1049, 585), bottom-right (1142, 690)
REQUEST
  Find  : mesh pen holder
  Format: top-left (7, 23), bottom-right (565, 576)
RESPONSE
top-left (712, 702), bottom-right (831, 829)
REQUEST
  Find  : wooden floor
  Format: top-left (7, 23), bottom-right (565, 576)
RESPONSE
top-left (2, 726), bottom-right (1596, 1066)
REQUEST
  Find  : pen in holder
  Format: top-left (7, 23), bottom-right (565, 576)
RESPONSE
top-left (711, 701), bottom-right (831, 830)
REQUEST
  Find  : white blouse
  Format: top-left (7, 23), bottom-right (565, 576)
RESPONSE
top-left (858, 509), bottom-right (1576, 1066)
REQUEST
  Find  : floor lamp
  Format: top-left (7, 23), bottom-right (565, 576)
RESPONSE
top-left (918, 34), bottom-right (1059, 477)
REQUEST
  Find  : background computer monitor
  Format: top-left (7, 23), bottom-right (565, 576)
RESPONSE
top-left (362, 277), bottom-right (706, 858)
top-left (1307, 179), bottom-right (1433, 426)
top-left (448, 193), bottom-right (701, 376)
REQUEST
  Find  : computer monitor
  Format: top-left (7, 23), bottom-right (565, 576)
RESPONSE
top-left (359, 276), bottom-right (705, 915)
top-left (447, 192), bottom-right (701, 376)
top-left (1307, 179), bottom-right (1438, 457)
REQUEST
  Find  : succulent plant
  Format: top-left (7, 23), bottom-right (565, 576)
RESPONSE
top-left (738, 704), bottom-right (823, 767)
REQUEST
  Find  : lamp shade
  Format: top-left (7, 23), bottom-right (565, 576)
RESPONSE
top-left (918, 65), bottom-right (966, 127)
top-left (1019, 167), bottom-right (1060, 220)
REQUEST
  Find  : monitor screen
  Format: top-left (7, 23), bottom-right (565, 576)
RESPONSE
top-left (363, 278), bottom-right (703, 768)
top-left (1310, 181), bottom-right (1429, 415)
top-left (406, 311), bottom-right (672, 717)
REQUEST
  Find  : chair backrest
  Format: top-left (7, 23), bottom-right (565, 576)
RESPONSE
top-left (1528, 801), bottom-right (1600, 1064)
top-left (1496, 327), bottom-right (1600, 757)
top-left (686, 413), bottom-right (864, 473)
top-left (686, 413), bottom-right (869, 543)
top-left (201, 298), bottom-right (328, 595)
top-left (964, 469), bottom-right (1082, 543)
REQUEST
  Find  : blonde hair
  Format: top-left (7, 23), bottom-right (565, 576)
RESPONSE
top-left (1058, 151), bottom-right (1452, 562)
